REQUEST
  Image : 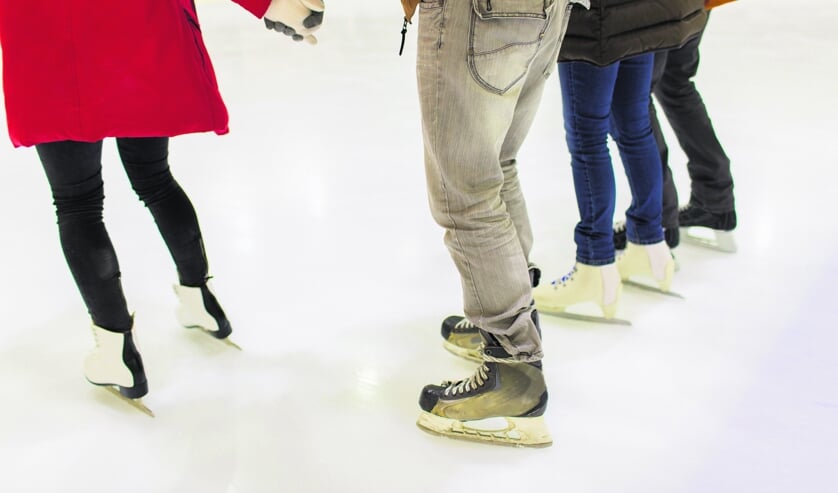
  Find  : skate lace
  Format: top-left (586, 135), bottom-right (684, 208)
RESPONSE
top-left (551, 266), bottom-right (577, 287)
top-left (454, 318), bottom-right (477, 330)
top-left (443, 364), bottom-right (490, 396)
top-left (90, 326), bottom-right (101, 347)
top-left (613, 220), bottom-right (626, 234)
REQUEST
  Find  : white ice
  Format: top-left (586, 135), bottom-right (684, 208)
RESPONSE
top-left (0, 1), bottom-right (836, 492)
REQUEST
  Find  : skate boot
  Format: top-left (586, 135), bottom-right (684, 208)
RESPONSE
top-left (440, 316), bottom-right (483, 362)
top-left (174, 280), bottom-right (240, 349)
top-left (440, 264), bottom-right (541, 361)
top-left (417, 324), bottom-right (552, 448)
top-left (533, 263), bottom-right (627, 324)
top-left (613, 221), bottom-right (680, 250)
top-left (616, 241), bottom-right (676, 294)
top-left (85, 323), bottom-right (152, 416)
top-left (678, 204), bottom-right (737, 253)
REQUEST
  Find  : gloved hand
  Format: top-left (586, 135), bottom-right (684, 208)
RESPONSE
top-left (264, 0), bottom-right (325, 45)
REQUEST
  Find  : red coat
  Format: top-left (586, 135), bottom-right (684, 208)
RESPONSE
top-left (0, 0), bottom-right (270, 147)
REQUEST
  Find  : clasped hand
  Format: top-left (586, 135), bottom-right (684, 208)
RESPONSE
top-left (264, 0), bottom-right (325, 45)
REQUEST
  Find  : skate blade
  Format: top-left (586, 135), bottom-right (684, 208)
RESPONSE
top-left (188, 326), bottom-right (242, 350)
top-left (103, 386), bottom-right (155, 417)
top-left (623, 280), bottom-right (685, 299)
top-left (540, 309), bottom-right (631, 326)
top-left (417, 412), bottom-right (552, 448)
top-left (442, 341), bottom-right (483, 362)
top-left (681, 227), bottom-right (737, 253)
top-left (219, 337), bottom-right (242, 350)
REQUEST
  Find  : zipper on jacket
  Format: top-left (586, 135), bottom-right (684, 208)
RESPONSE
top-left (399, 18), bottom-right (409, 56)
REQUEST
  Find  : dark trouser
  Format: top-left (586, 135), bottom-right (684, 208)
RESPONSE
top-left (36, 138), bottom-right (208, 332)
top-left (651, 20), bottom-right (735, 228)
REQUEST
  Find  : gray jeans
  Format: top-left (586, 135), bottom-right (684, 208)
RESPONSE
top-left (417, 0), bottom-right (570, 360)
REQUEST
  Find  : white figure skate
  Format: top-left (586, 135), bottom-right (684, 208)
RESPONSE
top-left (85, 323), bottom-right (153, 417)
top-left (174, 281), bottom-right (241, 350)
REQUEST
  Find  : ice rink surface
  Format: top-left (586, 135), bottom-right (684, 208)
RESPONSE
top-left (0, 1), bottom-right (836, 491)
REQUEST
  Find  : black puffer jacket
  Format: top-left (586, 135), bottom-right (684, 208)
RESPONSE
top-left (559, 0), bottom-right (708, 66)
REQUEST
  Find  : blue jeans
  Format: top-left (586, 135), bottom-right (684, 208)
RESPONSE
top-left (559, 54), bottom-right (664, 265)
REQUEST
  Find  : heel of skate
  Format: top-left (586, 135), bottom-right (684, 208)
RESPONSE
top-left (682, 226), bottom-right (738, 253)
top-left (174, 283), bottom-right (241, 350)
top-left (618, 242), bottom-right (682, 297)
top-left (85, 323), bottom-right (153, 416)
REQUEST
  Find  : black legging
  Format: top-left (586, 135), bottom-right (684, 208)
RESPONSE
top-left (36, 137), bottom-right (209, 332)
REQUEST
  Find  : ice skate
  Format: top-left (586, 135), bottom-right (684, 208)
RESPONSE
top-left (533, 263), bottom-right (629, 325)
top-left (85, 323), bottom-right (153, 417)
top-left (174, 281), bottom-right (241, 349)
top-left (614, 221), bottom-right (681, 271)
top-left (440, 264), bottom-right (542, 361)
top-left (617, 241), bottom-right (680, 297)
top-left (440, 316), bottom-right (483, 362)
top-left (417, 326), bottom-right (552, 448)
top-left (678, 204), bottom-right (737, 253)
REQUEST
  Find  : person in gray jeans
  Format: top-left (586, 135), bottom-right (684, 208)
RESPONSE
top-left (401, 0), bottom-right (575, 447)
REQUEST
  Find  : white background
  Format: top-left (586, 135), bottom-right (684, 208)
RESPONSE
top-left (0, 1), bottom-right (836, 492)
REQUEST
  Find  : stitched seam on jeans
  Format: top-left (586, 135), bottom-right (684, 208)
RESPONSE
top-left (569, 63), bottom-right (595, 264)
top-left (445, 3), bottom-right (486, 328)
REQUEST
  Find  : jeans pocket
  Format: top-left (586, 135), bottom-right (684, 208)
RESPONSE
top-left (419, 0), bottom-right (443, 9)
top-left (468, 0), bottom-right (549, 95)
top-left (418, 0), bottom-right (445, 51)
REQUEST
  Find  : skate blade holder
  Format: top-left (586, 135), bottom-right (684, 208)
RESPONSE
top-left (622, 279), bottom-right (685, 299)
top-left (681, 226), bottom-right (737, 253)
top-left (417, 412), bottom-right (552, 448)
top-left (102, 386), bottom-right (155, 417)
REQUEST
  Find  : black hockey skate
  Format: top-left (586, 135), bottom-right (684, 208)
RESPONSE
top-left (678, 204), bottom-right (737, 252)
top-left (418, 324), bottom-right (551, 448)
top-left (440, 264), bottom-right (541, 361)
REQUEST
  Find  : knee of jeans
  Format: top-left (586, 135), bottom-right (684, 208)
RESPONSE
top-left (610, 115), bottom-right (653, 143)
top-left (566, 129), bottom-right (610, 156)
top-left (566, 110), bottom-right (610, 142)
top-left (53, 185), bottom-right (104, 223)
top-left (130, 170), bottom-right (181, 206)
top-left (655, 78), bottom-right (695, 105)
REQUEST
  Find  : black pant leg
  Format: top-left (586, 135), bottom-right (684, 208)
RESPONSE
top-left (653, 26), bottom-right (735, 213)
top-left (116, 137), bottom-right (208, 286)
top-left (649, 50), bottom-right (680, 230)
top-left (36, 140), bottom-right (133, 332)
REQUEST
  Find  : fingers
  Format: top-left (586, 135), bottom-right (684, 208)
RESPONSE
top-left (263, 0), bottom-right (324, 44)
top-left (300, 0), bottom-right (325, 13)
top-left (303, 11), bottom-right (324, 29)
top-left (265, 18), bottom-right (312, 42)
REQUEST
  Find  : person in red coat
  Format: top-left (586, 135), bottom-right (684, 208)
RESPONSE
top-left (0, 0), bottom-right (325, 414)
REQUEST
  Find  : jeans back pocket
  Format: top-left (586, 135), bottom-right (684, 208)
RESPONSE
top-left (468, 0), bottom-right (549, 95)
